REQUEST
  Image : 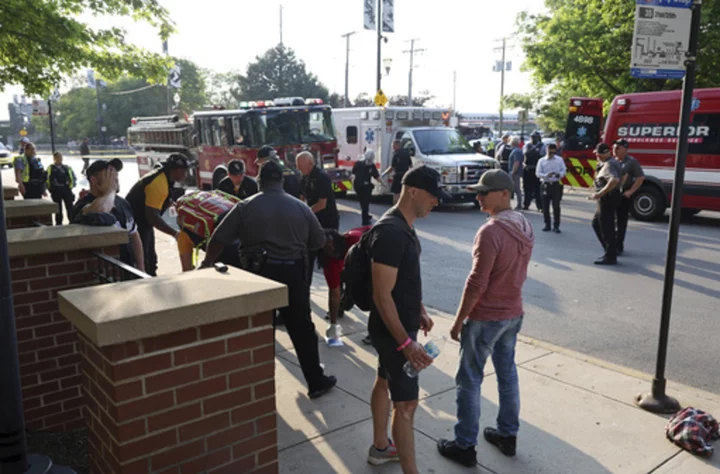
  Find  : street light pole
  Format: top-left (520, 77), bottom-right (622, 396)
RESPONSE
top-left (95, 84), bottom-right (103, 144)
top-left (342, 32), bottom-right (356, 108)
top-left (499, 37), bottom-right (506, 135)
top-left (403, 39), bottom-right (425, 106)
top-left (376, 0), bottom-right (383, 92)
top-left (636, 0), bottom-right (702, 415)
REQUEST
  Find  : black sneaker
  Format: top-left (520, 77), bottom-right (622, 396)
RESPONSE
top-left (362, 334), bottom-right (372, 345)
top-left (308, 375), bottom-right (337, 399)
top-left (594, 256), bottom-right (617, 265)
top-left (553, 227), bottom-right (561, 234)
top-left (484, 428), bottom-right (516, 457)
top-left (437, 439), bottom-right (477, 467)
top-left (542, 226), bottom-right (551, 232)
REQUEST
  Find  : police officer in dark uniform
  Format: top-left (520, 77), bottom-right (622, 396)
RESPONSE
top-left (591, 143), bottom-right (621, 265)
top-left (201, 160), bottom-right (337, 399)
top-left (297, 151), bottom-right (339, 284)
top-left (125, 154), bottom-right (189, 276)
top-left (215, 159), bottom-right (258, 199)
top-left (255, 145), bottom-right (302, 198)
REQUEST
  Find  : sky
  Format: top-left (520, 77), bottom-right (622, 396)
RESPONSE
top-left (1, 0), bottom-right (546, 120)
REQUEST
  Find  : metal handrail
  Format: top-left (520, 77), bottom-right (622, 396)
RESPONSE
top-left (92, 252), bottom-right (151, 283)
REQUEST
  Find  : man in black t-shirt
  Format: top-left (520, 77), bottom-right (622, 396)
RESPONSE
top-left (366, 165), bottom-right (450, 470)
top-left (71, 159), bottom-right (145, 272)
top-left (216, 159), bottom-right (259, 199)
top-left (297, 151), bottom-right (339, 283)
top-left (382, 140), bottom-right (413, 204)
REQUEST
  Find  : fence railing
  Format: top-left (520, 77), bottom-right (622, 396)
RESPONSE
top-left (93, 252), bottom-right (151, 283)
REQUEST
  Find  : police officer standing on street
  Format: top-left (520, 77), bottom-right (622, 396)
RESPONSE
top-left (591, 143), bottom-right (621, 265)
top-left (201, 160), bottom-right (337, 399)
top-left (14, 142), bottom-right (46, 199)
top-left (613, 139), bottom-right (645, 255)
top-left (297, 151), bottom-right (339, 284)
top-left (522, 131), bottom-right (545, 211)
top-left (255, 145), bottom-right (303, 198)
top-left (536, 143), bottom-right (567, 233)
top-left (216, 159), bottom-right (258, 199)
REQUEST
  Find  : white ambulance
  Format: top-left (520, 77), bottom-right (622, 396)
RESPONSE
top-left (333, 107), bottom-right (498, 202)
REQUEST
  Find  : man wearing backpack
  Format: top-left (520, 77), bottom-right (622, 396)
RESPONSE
top-left (365, 166), bottom-right (448, 473)
top-left (522, 131), bottom-right (545, 211)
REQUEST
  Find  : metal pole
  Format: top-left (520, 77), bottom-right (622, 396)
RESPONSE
top-left (453, 70), bottom-right (457, 112)
top-left (408, 39), bottom-right (414, 106)
top-left (0, 171), bottom-right (29, 474)
top-left (280, 5), bottom-right (283, 46)
top-left (635, 0), bottom-right (701, 415)
top-left (342, 32), bottom-right (355, 108)
top-left (48, 100), bottom-right (56, 154)
top-left (376, 0), bottom-right (382, 92)
top-left (499, 37), bottom-right (506, 135)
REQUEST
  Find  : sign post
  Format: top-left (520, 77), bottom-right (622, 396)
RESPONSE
top-left (633, 0), bottom-right (700, 414)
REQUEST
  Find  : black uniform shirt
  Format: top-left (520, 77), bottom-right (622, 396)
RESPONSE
top-left (302, 166), bottom-right (339, 229)
top-left (217, 176), bottom-right (259, 199)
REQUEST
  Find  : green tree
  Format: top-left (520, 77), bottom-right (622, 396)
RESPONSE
top-left (236, 45), bottom-right (330, 101)
top-left (0, 0), bottom-right (174, 96)
top-left (174, 58), bottom-right (208, 115)
top-left (352, 93), bottom-right (374, 107)
top-left (517, 0), bottom-right (720, 130)
top-left (388, 94), bottom-right (435, 106)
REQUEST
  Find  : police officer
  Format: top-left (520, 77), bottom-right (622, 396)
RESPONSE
top-left (216, 159), bottom-right (258, 199)
top-left (522, 131), bottom-right (545, 211)
top-left (613, 139), bottom-right (645, 255)
top-left (255, 145), bottom-right (302, 198)
top-left (13, 142), bottom-right (46, 199)
top-left (591, 143), bottom-right (621, 265)
top-left (297, 151), bottom-right (339, 284)
top-left (201, 160), bottom-right (337, 400)
top-left (126, 154), bottom-right (189, 276)
top-left (46, 152), bottom-right (77, 225)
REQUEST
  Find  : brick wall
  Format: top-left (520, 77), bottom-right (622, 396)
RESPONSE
top-left (6, 214), bottom-right (53, 229)
top-left (11, 246), bottom-right (120, 432)
top-left (77, 311), bottom-right (278, 474)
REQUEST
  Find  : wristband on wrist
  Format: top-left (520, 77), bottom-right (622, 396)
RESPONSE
top-left (397, 337), bottom-right (412, 352)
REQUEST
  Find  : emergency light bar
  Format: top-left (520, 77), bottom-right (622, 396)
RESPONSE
top-left (274, 97), bottom-right (306, 106)
top-left (305, 98), bottom-right (324, 105)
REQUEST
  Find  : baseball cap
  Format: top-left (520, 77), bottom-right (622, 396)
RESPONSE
top-left (256, 146), bottom-right (278, 163)
top-left (258, 159), bottom-right (283, 181)
top-left (531, 130), bottom-right (541, 138)
top-left (166, 154), bottom-right (189, 168)
top-left (86, 158), bottom-right (123, 177)
top-left (467, 169), bottom-right (514, 194)
top-left (401, 166), bottom-right (452, 201)
top-left (613, 138), bottom-right (630, 148)
top-left (595, 143), bottom-right (611, 154)
top-left (227, 159), bottom-right (245, 175)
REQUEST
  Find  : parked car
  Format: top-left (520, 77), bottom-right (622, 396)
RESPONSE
top-left (0, 143), bottom-right (13, 169)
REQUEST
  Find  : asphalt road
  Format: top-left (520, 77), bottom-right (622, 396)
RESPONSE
top-left (6, 155), bottom-right (720, 393)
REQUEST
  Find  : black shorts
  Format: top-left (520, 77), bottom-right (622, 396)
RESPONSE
top-left (371, 332), bottom-right (419, 402)
top-left (390, 178), bottom-right (403, 195)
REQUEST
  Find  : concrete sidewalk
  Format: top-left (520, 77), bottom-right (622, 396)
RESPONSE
top-left (273, 280), bottom-right (720, 474)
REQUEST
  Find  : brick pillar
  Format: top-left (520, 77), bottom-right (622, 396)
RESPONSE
top-left (59, 268), bottom-right (287, 474)
top-left (8, 225), bottom-right (128, 432)
top-left (4, 199), bottom-right (56, 229)
top-left (3, 185), bottom-right (18, 201)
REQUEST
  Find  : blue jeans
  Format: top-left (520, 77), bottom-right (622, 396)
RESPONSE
top-left (454, 316), bottom-right (523, 448)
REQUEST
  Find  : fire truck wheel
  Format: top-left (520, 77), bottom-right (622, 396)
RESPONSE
top-left (212, 165), bottom-right (228, 190)
top-left (630, 185), bottom-right (666, 222)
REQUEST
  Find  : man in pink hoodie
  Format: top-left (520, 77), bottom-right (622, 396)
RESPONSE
top-left (437, 169), bottom-right (535, 467)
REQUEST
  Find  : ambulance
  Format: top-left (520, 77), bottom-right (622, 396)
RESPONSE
top-left (333, 107), bottom-right (499, 202)
top-left (563, 91), bottom-right (720, 220)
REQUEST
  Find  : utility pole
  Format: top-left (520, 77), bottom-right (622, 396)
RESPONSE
top-left (95, 84), bottom-right (104, 144)
top-left (279, 5), bottom-right (283, 46)
top-left (164, 40), bottom-right (171, 115)
top-left (376, 0), bottom-right (383, 92)
top-left (403, 39), bottom-right (425, 106)
top-left (342, 32), bottom-right (356, 108)
top-left (452, 70), bottom-right (457, 112)
top-left (499, 37), bottom-right (506, 135)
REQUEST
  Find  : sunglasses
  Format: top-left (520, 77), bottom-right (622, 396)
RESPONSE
top-left (477, 189), bottom-right (504, 196)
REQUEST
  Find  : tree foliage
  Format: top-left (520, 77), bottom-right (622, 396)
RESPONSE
top-left (235, 45), bottom-right (331, 101)
top-left (517, 0), bottom-right (720, 131)
top-left (0, 0), bottom-right (174, 96)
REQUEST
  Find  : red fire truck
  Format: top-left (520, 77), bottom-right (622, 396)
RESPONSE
top-left (561, 92), bottom-right (720, 220)
top-left (128, 97), bottom-right (353, 193)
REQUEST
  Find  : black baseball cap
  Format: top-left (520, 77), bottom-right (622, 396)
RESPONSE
top-left (166, 154), bottom-right (189, 168)
top-left (401, 166), bottom-right (452, 201)
top-left (595, 143), bottom-right (611, 154)
top-left (227, 159), bottom-right (245, 175)
top-left (613, 139), bottom-right (630, 148)
top-left (467, 169), bottom-right (514, 194)
top-left (259, 159), bottom-right (283, 181)
top-left (256, 146), bottom-right (278, 163)
top-left (86, 158), bottom-right (123, 177)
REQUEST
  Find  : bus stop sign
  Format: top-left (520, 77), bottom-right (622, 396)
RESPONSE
top-left (630, 0), bottom-right (692, 79)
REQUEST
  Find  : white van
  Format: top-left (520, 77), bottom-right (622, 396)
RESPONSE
top-left (333, 107), bottom-right (498, 202)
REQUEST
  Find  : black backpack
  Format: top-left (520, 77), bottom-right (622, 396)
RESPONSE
top-left (340, 216), bottom-right (412, 312)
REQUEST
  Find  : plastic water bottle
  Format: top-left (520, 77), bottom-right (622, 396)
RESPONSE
top-left (403, 337), bottom-right (446, 378)
top-left (326, 324), bottom-right (344, 347)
